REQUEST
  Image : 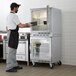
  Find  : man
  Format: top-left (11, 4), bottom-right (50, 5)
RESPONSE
top-left (6, 3), bottom-right (32, 72)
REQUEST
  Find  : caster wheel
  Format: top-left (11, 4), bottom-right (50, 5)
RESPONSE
top-left (32, 62), bottom-right (36, 67)
top-left (49, 63), bottom-right (54, 69)
top-left (58, 61), bottom-right (62, 65)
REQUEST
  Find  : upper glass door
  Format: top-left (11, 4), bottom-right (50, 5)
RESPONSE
top-left (32, 9), bottom-right (48, 31)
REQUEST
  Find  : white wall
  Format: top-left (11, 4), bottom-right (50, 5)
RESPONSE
top-left (0, 0), bottom-right (76, 65)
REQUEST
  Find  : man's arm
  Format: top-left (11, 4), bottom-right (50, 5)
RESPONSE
top-left (6, 26), bottom-right (8, 32)
top-left (18, 23), bottom-right (32, 28)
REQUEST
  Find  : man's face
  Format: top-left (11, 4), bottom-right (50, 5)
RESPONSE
top-left (14, 7), bottom-right (19, 13)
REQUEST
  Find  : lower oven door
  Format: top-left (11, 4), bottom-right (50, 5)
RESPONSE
top-left (30, 36), bottom-right (51, 62)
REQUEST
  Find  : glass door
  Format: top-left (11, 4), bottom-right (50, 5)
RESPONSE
top-left (31, 9), bottom-right (48, 31)
top-left (30, 38), bottom-right (51, 60)
top-left (31, 6), bottom-right (51, 33)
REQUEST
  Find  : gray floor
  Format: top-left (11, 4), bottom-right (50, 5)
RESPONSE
top-left (0, 62), bottom-right (76, 76)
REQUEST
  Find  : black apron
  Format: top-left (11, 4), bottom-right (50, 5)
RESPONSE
top-left (8, 12), bottom-right (19, 49)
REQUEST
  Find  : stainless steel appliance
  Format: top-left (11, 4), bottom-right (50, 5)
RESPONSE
top-left (30, 6), bottom-right (62, 68)
top-left (3, 33), bottom-right (29, 65)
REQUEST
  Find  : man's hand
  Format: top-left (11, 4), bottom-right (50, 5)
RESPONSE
top-left (18, 23), bottom-right (32, 28)
top-left (27, 23), bottom-right (32, 27)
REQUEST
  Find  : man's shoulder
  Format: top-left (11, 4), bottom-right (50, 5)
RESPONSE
top-left (8, 13), bottom-right (18, 16)
top-left (7, 13), bottom-right (18, 20)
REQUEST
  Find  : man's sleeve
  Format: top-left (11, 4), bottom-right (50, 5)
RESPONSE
top-left (13, 15), bottom-right (20, 25)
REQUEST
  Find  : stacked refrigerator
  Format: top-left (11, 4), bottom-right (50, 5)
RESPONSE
top-left (30, 6), bottom-right (62, 69)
